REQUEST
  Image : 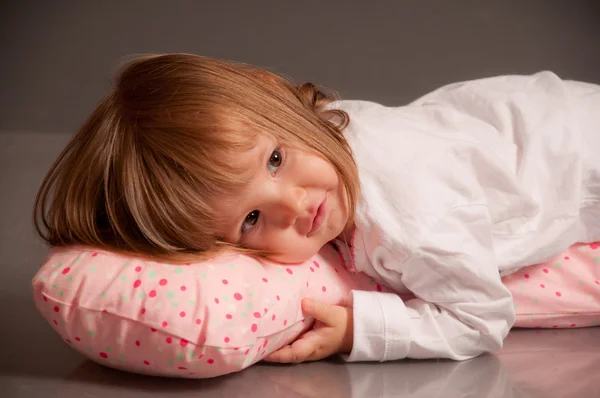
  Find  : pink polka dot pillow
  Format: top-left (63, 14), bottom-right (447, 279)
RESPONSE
top-left (503, 242), bottom-right (600, 329)
top-left (32, 244), bottom-right (389, 378)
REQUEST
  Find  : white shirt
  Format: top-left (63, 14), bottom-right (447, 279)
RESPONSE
top-left (329, 71), bottom-right (600, 361)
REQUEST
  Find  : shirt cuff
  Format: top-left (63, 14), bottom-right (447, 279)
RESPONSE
top-left (344, 290), bottom-right (411, 362)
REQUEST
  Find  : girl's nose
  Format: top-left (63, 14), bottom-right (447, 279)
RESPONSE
top-left (278, 186), bottom-right (306, 226)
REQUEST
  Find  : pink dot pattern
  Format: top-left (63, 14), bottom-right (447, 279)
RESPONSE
top-left (32, 244), bottom-right (389, 379)
top-left (502, 242), bottom-right (600, 328)
top-left (31, 242), bottom-right (600, 378)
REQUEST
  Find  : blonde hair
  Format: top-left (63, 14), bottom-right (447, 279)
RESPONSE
top-left (34, 53), bottom-right (358, 263)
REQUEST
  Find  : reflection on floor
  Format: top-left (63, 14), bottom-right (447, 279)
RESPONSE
top-left (2, 327), bottom-right (599, 397)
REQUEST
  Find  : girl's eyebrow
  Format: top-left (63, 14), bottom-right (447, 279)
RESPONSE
top-left (224, 144), bottom-right (272, 244)
top-left (220, 210), bottom-right (243, 244)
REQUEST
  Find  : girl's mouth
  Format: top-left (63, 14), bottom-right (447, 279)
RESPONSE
top-left (308, 196), bottom-right (327, 236)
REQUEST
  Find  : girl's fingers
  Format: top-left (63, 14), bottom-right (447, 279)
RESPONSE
top-left (264, 334), bottom-right (318, 363)
top-left (302, 298), bottom-right (335, 325)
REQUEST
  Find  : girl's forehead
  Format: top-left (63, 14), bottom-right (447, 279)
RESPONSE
top-left (211, 135), bottom-right (274, 226)
top-left (228, 134), bottom-right (272, 172)
top-left (217, 134), bottom-right (273, 202)
top-left (209, 172), bottom-right (255, 240)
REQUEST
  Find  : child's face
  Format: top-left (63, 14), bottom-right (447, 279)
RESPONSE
top-left (214, 135), bottom-right (349, 263)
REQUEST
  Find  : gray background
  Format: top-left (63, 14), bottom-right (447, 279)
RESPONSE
top-left (1, 1), bottom-right (600, 397)
top-left (1, 0), bottom-right (599, 134)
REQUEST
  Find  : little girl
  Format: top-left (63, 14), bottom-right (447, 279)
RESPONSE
top-left (35, 53), bottom-right (600, 364)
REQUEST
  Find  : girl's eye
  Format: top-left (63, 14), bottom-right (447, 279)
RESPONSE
top-left (267, 149), bottom-right (283, 175)
top-left (241, 210), bottom-right (260, 233)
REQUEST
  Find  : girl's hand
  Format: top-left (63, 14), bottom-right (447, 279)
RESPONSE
top-left (263, 298), bottom-right (353, 363)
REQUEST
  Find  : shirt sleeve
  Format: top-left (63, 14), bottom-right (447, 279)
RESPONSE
top-left (346, 203), bottom-right (515, 362)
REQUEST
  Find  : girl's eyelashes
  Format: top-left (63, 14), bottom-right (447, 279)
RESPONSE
top-left (241, 210), bottom-right (260, 233)
top-left (267, 148), bottom-right (285, 175)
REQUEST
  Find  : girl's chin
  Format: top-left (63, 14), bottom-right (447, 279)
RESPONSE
top-left (268, 249), bottom-right (319, 264)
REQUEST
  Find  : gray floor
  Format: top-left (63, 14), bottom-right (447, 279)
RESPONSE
top-left (2, 2), bottom-right (600, 397)
top-left (2, 321), bottom-right (600, 397)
